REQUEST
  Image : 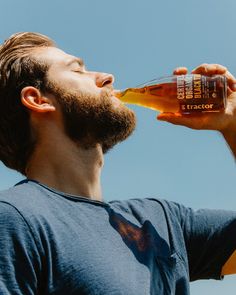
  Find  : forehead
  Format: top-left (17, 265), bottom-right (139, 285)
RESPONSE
top-left (33, 47), bottom-right (79, 68)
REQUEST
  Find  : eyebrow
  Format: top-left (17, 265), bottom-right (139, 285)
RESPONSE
top-left (66, 57), bottom-right (85, 68)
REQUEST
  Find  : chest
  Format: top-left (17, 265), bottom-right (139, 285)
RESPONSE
top-left (39, 204), bottom-right (189, 295)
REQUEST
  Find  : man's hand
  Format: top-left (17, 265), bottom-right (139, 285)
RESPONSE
top-left (157, 64), bottom-right (236, 158)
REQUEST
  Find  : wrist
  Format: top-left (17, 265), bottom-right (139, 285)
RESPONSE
top-left (221, 127), bottom-right (236, 159)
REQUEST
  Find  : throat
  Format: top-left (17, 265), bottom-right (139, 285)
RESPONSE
top-left (26, 141), bottom-right (104, 201)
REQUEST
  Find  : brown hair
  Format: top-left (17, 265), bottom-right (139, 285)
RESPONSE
top-left (0, 32), bottom-right (55, 175)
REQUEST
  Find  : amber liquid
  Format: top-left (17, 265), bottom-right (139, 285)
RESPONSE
top-left (115, 75), bottom-right (227, 114)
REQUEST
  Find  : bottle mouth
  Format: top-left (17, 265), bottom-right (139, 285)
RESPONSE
top-left (112, 89), bottom-right (122, 98)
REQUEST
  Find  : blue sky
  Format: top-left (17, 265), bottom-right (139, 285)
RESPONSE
top-left (0, 0), bottom-right (235, 293)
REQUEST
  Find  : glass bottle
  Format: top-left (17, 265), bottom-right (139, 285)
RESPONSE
top-left (114, 74), bottom-right (227, 114)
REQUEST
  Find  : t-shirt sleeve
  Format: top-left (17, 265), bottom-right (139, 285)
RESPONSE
top-left (0, 201), bottom-right (42, 294)
top-left (166, 201), bottom-right (236, 281)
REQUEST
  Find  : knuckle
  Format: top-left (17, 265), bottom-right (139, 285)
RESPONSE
top-left (197, 63), bottom-right (209, 72)
top-left (216, 64), bottom-right (227, 70)
top-left (200, 63), bottom-right (209, 68)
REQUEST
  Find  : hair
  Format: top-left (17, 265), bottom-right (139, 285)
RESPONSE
top-left (0, 32), bottom-right (55, 175)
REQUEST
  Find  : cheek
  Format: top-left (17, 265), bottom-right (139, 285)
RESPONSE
top-left (49, 70), bottom-right (100, 95)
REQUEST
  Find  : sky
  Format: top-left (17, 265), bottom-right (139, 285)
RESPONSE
top-left (0, 0), bottom-right (235, 293)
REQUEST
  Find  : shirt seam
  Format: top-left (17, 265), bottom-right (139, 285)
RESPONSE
top-left (0, 200), bottom-right (43, 261)
top-left (27, 179), bottom-right (110, 207)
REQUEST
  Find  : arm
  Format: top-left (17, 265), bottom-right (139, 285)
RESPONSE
top-left (222, 128), bottom-right (236, 159)
top-left (167, 201), bottom-right (236, 280)
top-left (157, 64), bottom-right (236, 159)
top-left (158, 64), bottom-right (236, 276)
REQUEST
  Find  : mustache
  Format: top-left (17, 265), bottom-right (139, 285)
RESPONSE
top-left (100, 87), bottom-right (114, 99)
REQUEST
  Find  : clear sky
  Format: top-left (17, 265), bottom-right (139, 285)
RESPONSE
top-left (0, 0), bottom-right (235, 293)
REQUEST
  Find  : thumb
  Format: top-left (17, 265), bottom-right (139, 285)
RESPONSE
top-left (157, 112), bottom-right (205, 129)
top-left (157, 112), bottom-right (184, 124)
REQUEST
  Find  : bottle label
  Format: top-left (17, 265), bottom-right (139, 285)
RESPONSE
top-left (176, 74), bottom-right (226, 113)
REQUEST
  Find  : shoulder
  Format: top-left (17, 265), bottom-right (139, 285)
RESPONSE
top-left (0, 180), bottom-right (58, 234)
top-left (0, 179), bottom-right (39, 202)
top-left (0, 179), bottom-right (56, 212)
top-left (0, 180), bottom-right (58, 255)
top-left (0, 200), bottom-right (41, 257)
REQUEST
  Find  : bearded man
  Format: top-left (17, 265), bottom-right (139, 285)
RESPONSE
top-left (0, 32), bottom-right (235, 295)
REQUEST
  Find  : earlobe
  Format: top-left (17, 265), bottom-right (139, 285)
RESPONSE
top-left (21, 86), bottom-right (56, 113)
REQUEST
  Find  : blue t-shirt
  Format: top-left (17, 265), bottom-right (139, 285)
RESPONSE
top-left (0, 179), bottom-right (236, 295)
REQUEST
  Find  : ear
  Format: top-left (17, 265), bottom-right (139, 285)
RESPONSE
top-left (21, 86), bottom-right (56, 113)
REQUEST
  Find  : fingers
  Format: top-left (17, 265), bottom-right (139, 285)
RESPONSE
top-left (173, 67), bottom-right (188, 75)
top-left (191, 63), bottom-right (236, 92)
top-left (173, 64), bottom-right (236, 92)
top-left (157, 112), bottom-right (218, 130)
top-left (157, 112), bottom-right (196, 128)
top-left (191, 63), bottom-right (227, 75)
top-left (224, 70), bottom-right (236, 92)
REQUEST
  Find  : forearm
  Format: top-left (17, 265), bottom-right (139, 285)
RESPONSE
top-left (222, 130), bottom-right (236, 160)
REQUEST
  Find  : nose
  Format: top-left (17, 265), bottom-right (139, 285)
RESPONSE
top-left (95, 73), bottom-right (115, 88)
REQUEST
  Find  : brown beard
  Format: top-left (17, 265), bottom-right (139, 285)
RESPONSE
top-left (45, 81), bottom-right (136, 153)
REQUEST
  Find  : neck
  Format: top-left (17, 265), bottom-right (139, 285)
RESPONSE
top-left (26, 135), bottom-right (104, 202)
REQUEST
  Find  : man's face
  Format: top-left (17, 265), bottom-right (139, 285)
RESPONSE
top-left (34, 47), bottom-right (136, 152)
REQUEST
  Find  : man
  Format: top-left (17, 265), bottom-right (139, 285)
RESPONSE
top-left (0, 32), bottom-right (235, 295)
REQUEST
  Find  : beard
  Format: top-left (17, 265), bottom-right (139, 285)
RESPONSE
top-left (45, 81), bottom-right (136, 153)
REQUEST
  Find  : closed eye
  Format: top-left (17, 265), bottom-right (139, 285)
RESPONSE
top-left (74, 69), bottom-right (85, 73)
